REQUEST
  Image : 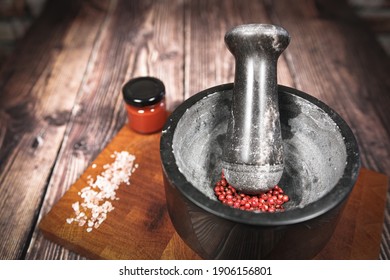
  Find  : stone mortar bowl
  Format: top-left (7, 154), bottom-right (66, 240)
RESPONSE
top-left (160, 83), bottom-right (360, 259)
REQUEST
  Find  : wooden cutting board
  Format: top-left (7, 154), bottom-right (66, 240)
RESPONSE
top-left (39, 125), bottom-right (388, 259)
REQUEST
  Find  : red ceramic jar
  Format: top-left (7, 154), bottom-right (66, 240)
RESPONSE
top-left (122, 77), bottom-right (167, 134)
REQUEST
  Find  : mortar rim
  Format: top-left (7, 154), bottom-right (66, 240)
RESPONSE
top-left (160, 83), bottom-right (360, 226)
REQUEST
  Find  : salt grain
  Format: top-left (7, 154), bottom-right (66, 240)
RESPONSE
top-left (66, 151), bottom-right (137, 232)
top-left (72, 202), bottom-right (79, 212)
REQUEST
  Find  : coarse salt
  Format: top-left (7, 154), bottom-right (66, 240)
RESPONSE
top-left (72, 202), bottom-right (80, 212)
top-left (66, 151), bottom-right (137, 232)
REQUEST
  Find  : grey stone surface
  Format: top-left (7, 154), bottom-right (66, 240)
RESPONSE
top-left (222, 24), bottom-right (290, 193)
top-left (172, 87), bottom-right (348, 209)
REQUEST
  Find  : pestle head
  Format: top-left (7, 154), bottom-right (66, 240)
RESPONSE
top-left (222, 24), bottom-right (290, 194)
top-left (222, 162), bottom-right (284, 195)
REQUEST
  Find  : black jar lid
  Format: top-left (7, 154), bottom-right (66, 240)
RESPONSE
top-left (122, 77), bottom-right (165, 107)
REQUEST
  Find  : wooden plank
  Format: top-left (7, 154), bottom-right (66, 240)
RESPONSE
top-left (184, 0), bottom-right (294, 100)
top-left (266, 0), bottom-right (390, 259)
top-left (267, 0), bottom-right (390, 174)
top-left (381, 207), bottom-right (390, 259)
top-left (0, 0), bottom-right (111, 260)
top-left (315, 169), bottom-right (388, 259)
top-left (26, 0), bottom-right (184, 260)
top-left (349, 0), bottom-right (390, 33)
top-left (39, 126), bottom-right (194, 259)
top-left (2, 0), bottom-right (388, 260)
top-left (39, 125), bottom-right (388, 259)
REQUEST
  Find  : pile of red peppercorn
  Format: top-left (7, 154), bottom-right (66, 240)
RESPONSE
top-left (214, 173), bottom-right (289, 212)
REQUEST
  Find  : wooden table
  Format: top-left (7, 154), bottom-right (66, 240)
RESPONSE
top-left (0, 0), bottom-right (389, 260)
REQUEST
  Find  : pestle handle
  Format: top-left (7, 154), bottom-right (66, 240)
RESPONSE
top-left (222, 24), bottom-right (290, 194)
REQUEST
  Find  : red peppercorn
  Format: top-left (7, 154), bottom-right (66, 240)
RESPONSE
top-left (213, 172), bottom-right (290, 213)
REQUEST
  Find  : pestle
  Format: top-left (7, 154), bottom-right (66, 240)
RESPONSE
top-left (221, 24), bottom-right (290, 194)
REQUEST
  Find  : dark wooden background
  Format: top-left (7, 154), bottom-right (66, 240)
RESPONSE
top-left (0, 0), bottom-right (389, 259)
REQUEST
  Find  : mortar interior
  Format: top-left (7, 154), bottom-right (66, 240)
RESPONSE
top-left (165, 84), bottom-right (359, 225)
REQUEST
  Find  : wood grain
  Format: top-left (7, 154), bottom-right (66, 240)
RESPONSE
top-left (0, 0), bottom-right (112, 260)
top-left (39, 125), bottom-right (388, 260)
top-left (315, 169), bottom-right (388, 259)
top-left (0, 0), bottom-right (389, 260)
top-left (39, 126), bottom-right (183, 259)
top-left (25, 0), bottom-right (184, 259)
top-left (267, 0), bottom-right (390, 175)
top-left (184, 0), bottom-right (294, 99)
top-left (266, 0), bottom-right (390, 258)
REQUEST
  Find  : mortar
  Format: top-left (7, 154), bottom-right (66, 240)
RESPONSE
top-left (160, 25), bottom-right (360, 259)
